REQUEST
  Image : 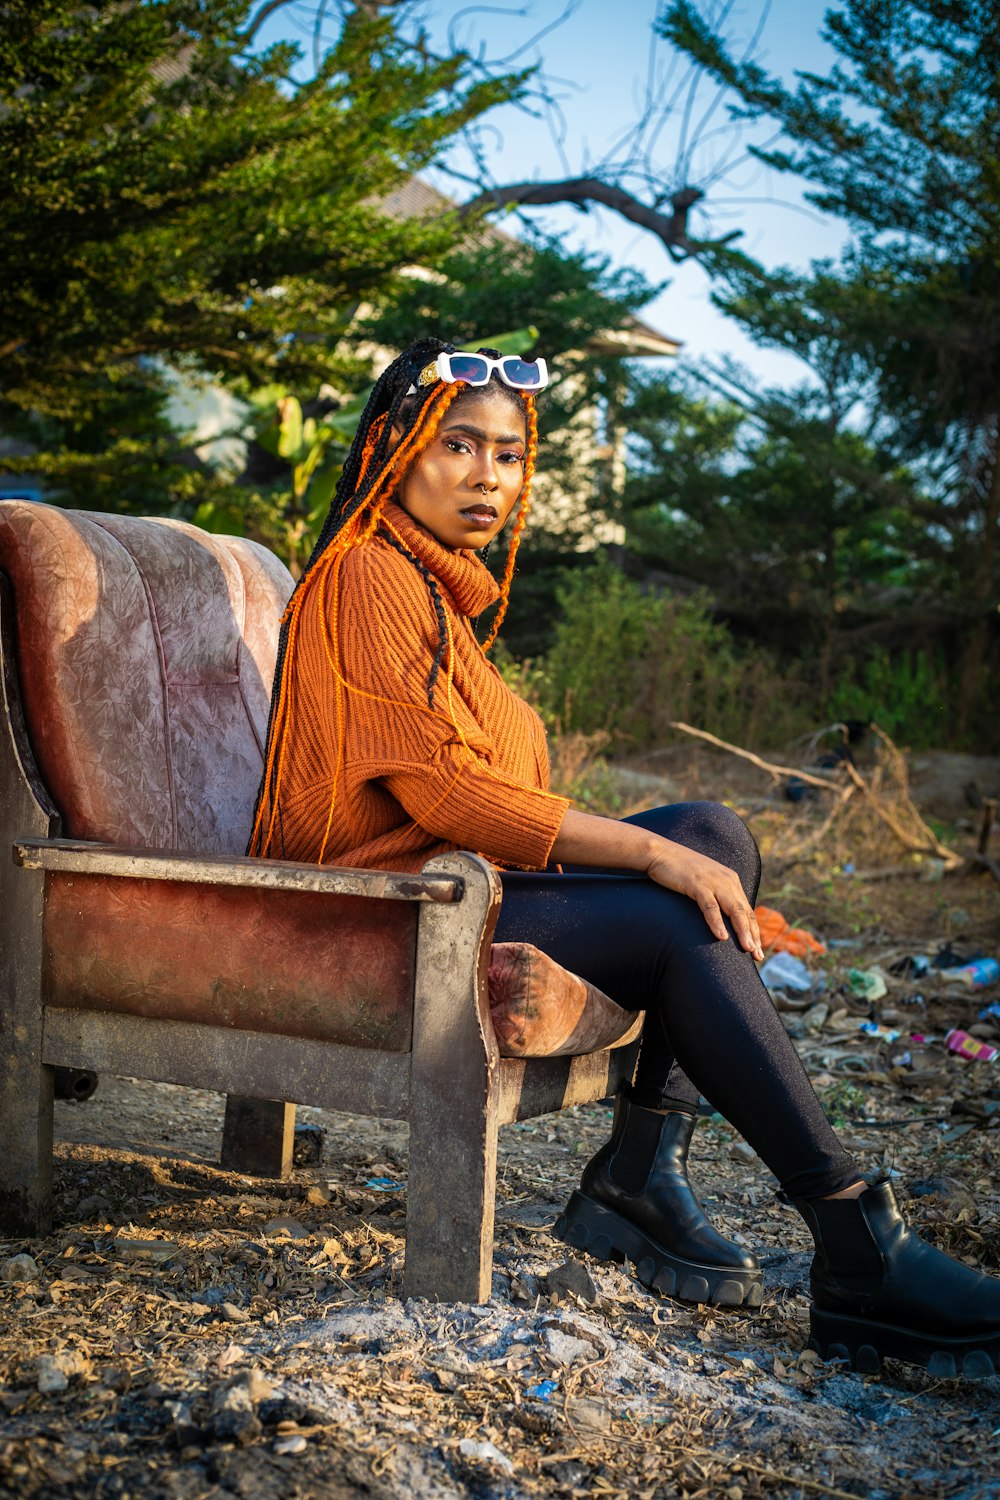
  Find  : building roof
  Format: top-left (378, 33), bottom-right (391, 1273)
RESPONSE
top-left (377, 176), bottom-right (682, 360)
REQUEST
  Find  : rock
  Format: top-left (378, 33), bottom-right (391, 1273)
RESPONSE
top-left (1, 1253), bottom-right (39, 1283)
top-left (543, 1259), bottom-right (599, 1305)
top-left (211, 1381), bottom-right (263, 1445)
top-left (224, 1367), bottom-right (275, 1404)
top-left (263, 1216), bottom-right (310, 1239)
top-left (220, 1302), bottom-right (250, 1323)
top-left (543, 1327), bottom-right (596, 1366)
top-left (274, 1434), bottom-right (308, 1456)
top-left (36, 1357), bottom-right (68, 1395)
top-left (458, 1438), bottom-right (514, 1475)
top-left (568, 1395), bottom-right (613, 1432)
top-left (729, 1141), bottom-right (757, 1163)
top-left (162, 1398), bottom-right (201, 1445)
top-left (35, 1350), bottom-right (89, 1394)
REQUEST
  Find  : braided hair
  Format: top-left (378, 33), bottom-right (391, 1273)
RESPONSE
top-left (248, 336), bottom-right (540, 859)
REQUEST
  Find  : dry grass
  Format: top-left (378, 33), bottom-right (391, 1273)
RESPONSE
top-left (2, 748), bottom-right (1000, 1500)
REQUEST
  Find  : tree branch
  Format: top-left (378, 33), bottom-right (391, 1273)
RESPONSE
top-left (237, 0), bottom-right (300, 43)
top-left (461, 178), bottom-right (740, 261)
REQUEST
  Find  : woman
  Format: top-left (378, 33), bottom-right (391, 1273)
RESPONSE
top-left (250, 337), bottom-right (1000, 1379)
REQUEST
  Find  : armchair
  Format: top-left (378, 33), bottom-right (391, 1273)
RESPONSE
top-left (0, 500), bottom-right (639, 1300)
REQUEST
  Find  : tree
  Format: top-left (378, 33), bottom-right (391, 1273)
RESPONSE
top-left (0, 0), bottom-right (519, 511)
top-left (622, 358), bottom-right (924, 699)
top-left (660, 0), bottom-right (1000, 727)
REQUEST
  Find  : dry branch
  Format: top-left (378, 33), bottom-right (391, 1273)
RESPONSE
top-left (668, 721), bottom-right (843, 791)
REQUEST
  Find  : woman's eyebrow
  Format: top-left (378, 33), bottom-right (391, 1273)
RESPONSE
top-left (444, 421), bottom-right (524, 445)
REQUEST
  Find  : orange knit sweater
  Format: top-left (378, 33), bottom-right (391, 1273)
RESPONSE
top-left (268, 502), bottom-right (571, 873)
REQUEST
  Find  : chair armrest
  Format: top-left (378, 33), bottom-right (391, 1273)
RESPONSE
top-left (12, 837), bottom-right (464, 904)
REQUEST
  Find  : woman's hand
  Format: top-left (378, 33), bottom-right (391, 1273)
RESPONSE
top-left (550, 808), bottom-right (764, 961)
top-left (643, 840), bottom-right (764, 961)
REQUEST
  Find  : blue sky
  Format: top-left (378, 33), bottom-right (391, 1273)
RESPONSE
top-left (256, 1), bottom-right (851, 388)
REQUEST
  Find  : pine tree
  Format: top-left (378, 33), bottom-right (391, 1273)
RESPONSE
top-left (0, 0), bottom-right (518, 510)
top-left (661, 0), bottom-right (1000, 728)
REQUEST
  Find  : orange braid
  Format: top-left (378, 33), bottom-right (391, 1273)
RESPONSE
top-left (356, 412), bottom-right (387, 489)
top-left (481, 392), bottom-right (537, 653)
top-left (248, 380), bottom-right (463, 857)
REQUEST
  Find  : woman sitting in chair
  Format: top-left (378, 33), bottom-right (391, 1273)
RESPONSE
top-left (249, 337), bottom-right (1000, 1378)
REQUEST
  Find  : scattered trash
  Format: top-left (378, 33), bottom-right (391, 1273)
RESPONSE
top-left (759, 952), bottom-right (815, 993)
top-left (933, 942), bottom-right (980, 970)
top-left (941, 958), bottom-right (1000, 990)
top-left (979, 1003), bottom-right (1000, 1023)
top-left (364, 1178), bottom-right (404, 1192)
top-left (527, 1379), bottom-right (559, 1401)
top-left (754, 905), bottom-right (826, 957)
top-left (858, 1020), bottom-right (901, 1044)
top-left (847, 968), bottom-right (888, 1004)
top-left (888, 954), bottom-right (931, 979)
top-left (53, 1067), bottom-right (99, 1102)
top-left (945, 1029), bottom-right (1000, 1064)
top-left (458, 1438), bottom-right (514, 1475)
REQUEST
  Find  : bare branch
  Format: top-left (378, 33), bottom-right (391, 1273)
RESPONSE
top-left (461, 178), bottom-right (741, 261)
top-left (237, 0), bottom-right (301, 43)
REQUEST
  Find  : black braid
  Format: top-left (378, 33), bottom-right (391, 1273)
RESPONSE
top-left (379, 529), bottom-right (449, 709)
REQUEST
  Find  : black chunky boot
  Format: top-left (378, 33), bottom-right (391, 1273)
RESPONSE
top-left (554, 1087), bottom-right (763, 1308)
top-left (795, 1175), bottom-right (1000, 1378)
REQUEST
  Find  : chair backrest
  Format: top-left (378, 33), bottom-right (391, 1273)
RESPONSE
top-left (0, 501), bottom-right (293, 853)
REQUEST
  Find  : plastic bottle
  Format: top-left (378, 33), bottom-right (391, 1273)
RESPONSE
top-left (945, 1028), bottom-right (1000, 1063)
top-left (942, 958), bottom-right (1000, 989)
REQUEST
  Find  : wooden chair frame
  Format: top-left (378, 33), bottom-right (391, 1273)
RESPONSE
top-left (0, 573), bottom-right (637, 1301)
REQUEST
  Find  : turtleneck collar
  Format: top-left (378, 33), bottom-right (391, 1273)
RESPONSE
top-left (380, 501), bottom-right (501, 619)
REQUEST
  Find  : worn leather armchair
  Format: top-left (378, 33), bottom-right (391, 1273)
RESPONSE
top-left (0, 500), bottom-right (640, 1300)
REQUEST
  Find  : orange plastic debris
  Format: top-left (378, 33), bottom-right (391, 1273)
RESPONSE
top-left (754, 904), bottom-right (826, 957)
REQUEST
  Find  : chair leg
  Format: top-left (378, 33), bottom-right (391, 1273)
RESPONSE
top-left (220, 1096), bottom-right (295, 1178)
top-left (0, 1057), bottom-right (55, 1238)
top-left (404, 851), bottom-right (503, 1302)
top-left (0, 867), bottom-right (55, 1237)
top-left (405, 1092), bottom-right (500, 1302)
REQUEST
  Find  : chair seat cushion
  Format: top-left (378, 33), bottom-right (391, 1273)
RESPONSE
top-left (488, 943), bottom-right (642, 1057)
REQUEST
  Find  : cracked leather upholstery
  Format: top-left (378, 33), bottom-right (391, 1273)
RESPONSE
top-left (0, 502), bottom-right (291, 852)
top-left (0, 500), bottom-right (635, 1056)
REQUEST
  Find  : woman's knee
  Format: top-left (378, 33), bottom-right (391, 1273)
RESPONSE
top-left (627, 801), bottom-right (761, 898)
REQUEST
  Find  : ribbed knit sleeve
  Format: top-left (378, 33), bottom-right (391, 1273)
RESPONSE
top-left (340, 545), bottom-right (570, 871)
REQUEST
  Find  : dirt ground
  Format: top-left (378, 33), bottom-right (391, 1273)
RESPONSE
top-left (2, 748), bottom-right (1000, 1500)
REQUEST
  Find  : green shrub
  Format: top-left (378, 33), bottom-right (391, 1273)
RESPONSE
top-left (531, 560), bottom-right (813, 752)
top-left (826, 648), bottom-right (952, 751)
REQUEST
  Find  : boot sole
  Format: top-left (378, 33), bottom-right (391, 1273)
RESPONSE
top-left (810, 1305), bottom-right (1000, 1379)
top-left (554, 1190), bottom-right (763, 1309)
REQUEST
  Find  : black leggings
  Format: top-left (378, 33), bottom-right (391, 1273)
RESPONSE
top-left (495, 803), bottom-right (858, 1200)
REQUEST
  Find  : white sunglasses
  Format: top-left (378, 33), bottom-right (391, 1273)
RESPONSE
top-left (407, 351), bottom-right (549, 395)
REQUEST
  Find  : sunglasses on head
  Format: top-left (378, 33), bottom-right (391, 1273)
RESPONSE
top-left (407, 351), bottom-right (549, 394)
